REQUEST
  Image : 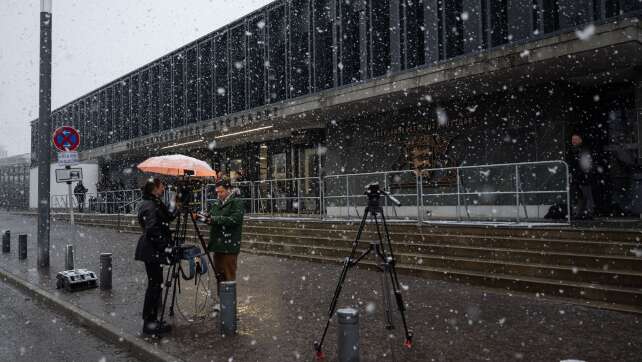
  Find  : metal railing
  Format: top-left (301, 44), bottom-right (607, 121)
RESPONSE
top-left (50, 161), bottom-right (569, 224)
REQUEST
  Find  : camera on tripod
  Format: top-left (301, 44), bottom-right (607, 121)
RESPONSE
top-left (365, 182), bottom-right (402, 207)
top-left (171, 174), bottom-right (203, 211)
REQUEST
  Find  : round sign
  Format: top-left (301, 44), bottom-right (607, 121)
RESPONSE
top-left (52, 126), bottom-right (80, 152)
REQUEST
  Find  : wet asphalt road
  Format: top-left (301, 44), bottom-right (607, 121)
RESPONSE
top-left (0, 281), bottom-right (139, 362)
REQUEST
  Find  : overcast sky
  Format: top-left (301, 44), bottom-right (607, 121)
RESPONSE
top-left (0, 0), bottom-right (273, 157)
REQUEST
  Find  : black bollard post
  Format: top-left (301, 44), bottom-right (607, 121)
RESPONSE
top-left (65, 244), bottom-right (74, 270)
top-left (100, 253), bottom-right (112, 290)
top-left (18, 234), bottom-right (27, 260)
top-left (2, 230), bottom-right (9, 253)
top-left (219, 281), bottom-right (237, 336)
top-left (337, 308), bottom-right (360, 362)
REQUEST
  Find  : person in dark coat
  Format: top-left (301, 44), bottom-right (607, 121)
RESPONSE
top-left (73, 181), bottom-right (88, 212)
top-left (135, 178), bottom-right (179, 336)
top-left (567, 133), bottom-right (595, 220)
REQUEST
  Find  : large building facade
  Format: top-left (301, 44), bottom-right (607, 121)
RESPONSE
top-left (31, 0), bottom-right (642, 216)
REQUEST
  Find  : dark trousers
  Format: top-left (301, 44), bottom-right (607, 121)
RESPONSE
top-left (572, 184), bottom-right (595, 218)
top-left (143, 262), bottom-right (164, 322)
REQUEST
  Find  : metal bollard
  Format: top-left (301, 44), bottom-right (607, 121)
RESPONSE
top-left (100, 253), bottom-right (112, 290)
top-left (2, 230), bottom-right (9, 253)
top-left (337, 308), bottom-right (360, 362)
top-left (18, 234), bottom-right (27, 260)
top-left (219, 281), bottom-right (237, 336)
top-left (65, 244), bottom-right (75, 270)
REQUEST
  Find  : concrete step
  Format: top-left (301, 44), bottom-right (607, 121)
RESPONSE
top-left (242, 248), bottom-right (642, 313)
top-left (244, 225), bottom-right (639, 255)
top-left (244, 232), bottom-right (642, 270)
top-left (243, 240), bottom-right (642, 288)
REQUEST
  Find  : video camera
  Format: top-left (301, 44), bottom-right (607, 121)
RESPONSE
top-left (365, 182), bottom-right (402, 208)
top-left (170, 174), bottom-right (204, 210)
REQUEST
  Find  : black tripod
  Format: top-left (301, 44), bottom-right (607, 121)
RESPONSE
top-left (158, 207), bottom-right (216, 324)
top-left (314, 183), bottom-right (413, 359)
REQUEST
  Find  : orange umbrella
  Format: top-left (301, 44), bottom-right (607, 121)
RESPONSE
top-left (137, 154), bottom-right (217, 177)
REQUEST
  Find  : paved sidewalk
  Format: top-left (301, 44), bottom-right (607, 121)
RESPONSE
top-left (1, 212), bottom-right (641, 361)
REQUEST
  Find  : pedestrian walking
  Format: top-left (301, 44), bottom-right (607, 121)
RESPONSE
top-left (135, 178), bottom-right (179, 336)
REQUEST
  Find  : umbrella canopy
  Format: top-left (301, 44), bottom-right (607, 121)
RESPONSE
top-left (137, 154), bottom-right (217, 177)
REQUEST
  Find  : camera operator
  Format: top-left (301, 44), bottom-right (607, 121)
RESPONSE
top-left (196, 178), bottom-right (244, 305)
top-left (135, 178), bottom-right (179, 336)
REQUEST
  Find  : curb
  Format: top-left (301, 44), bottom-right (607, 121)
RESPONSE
top-left (0, 266), bottom-right (182, 362)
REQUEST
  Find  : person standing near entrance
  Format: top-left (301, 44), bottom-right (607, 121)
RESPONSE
top-left (74, 181), bottom-right (88, 212)
top-left (199, 177), bottom-right (244, 300)
top-left (568, 133), bottom-right (595, 220)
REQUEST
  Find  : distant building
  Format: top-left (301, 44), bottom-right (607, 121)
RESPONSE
top-left (29, 1), bottom-right (642, 218)
top-left (0, 153), bottom-right (30, 210)
top-left (0, 145), bottom-right (7, 158)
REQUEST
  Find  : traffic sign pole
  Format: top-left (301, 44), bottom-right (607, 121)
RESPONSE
top-left (38, 0), bottom-right (52, 269)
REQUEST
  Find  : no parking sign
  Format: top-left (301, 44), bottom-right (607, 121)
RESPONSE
top-left (52, 126), bottom-right (80, 152)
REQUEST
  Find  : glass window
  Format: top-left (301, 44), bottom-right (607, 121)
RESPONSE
top-left (114, 82), bottom-right (123, 141)
top-left (313, 0), bottom-right (334, 91)
top-left (215, 33), bottom-right (229, 116)
top-left (268, 6), bottom-right (287, 102)
top-left (230, 25), bottom-right (246, 113)
top-left (369, 0), bottom-right (391, 77)
top-left (173, 53), bottom-right (185, 127)
top-left (248, 15), bottom-right (267, 109)
top-left (339, 0), bottom-right (361, 85)
top-left (140, 69), bottom-right (151, 136)
top-left (401, 0), bottom-right (425, 69)
top-left (490, 0), bottom-right (508, 46)
top-left (160, 58), bottom-right (172, 130)
top-left (290, 0), bottom-right (311, 97)
top-left (440, 0), bottom-right (464, 58)
top-left (121, 80), bottom-right (131, 141)
top-left (151, 65), bottom-right (160, 132)
top-left (541, 0), bottom-right (560, 33)
top-left (131, 75), bottom-right (140, 139)
top-left (186, 47), bottom-right (198, 123)
top-left (106, 86), bottom-right (115, 144)
top-left (198, 40), bottom-right (213, 121)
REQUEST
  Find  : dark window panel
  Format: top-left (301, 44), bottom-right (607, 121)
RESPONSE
top-left (105, 87), bottom-right (114, 145)
top-left (541, 0), bottom-right (560, 33)
top-left (439, 0), bottom-right (464, 58)
top-left (313, 0), bottom-right (334, 91)
top-left (289, 0), bottom-right (311, 97)
top-left (97, 91), bottom-right (105, 147)
top-left (141, 69), bottom-right (151, 135)
top-left (215, 34), bottom-right (230, 116)
top-left (151, 65), bottom-right (160, 133)
top-left (268, 6), bottom-right (287, 102)
top-left (248, 15), bottom-right (267, 109)
top-left (186, 47), bottom-right (198, 123)
top-left (131, 75), bottom-right (140, 139)
top-left (173, 53), bottom-right (185, 127)
top-left (402, 0), bottom-right (425, 69)
top-left (338, 0), bottom-right (361, 85)
top-left (369, 0), bottom-right (391, 77)
top-left (121, 80), bottom-right (130, 141)
top-left (490, 0), bottom-right (508, 46)
top-left (89, 95), bottom-right (97, 149)
top-left (113, 83), bottom-right (122, 141)
top-left (230, 25), bottom-right (247, 113)
top-left (558, 0), bottom-right (593, 28)
top-left (160, 59), bottom-right (172, 130)
top-left (198, 40), bottom-right (214, 120)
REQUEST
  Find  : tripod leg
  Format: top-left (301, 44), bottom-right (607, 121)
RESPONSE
top-left (314, 206), bottom-right (370, 359)
top-left (169, 263), bottom-right (181, 317)
top-left (189, 212), bottom-right (217, 277)
top-left (159, 262), bottom-right (176, 325)
top-left (379, 210), bottom-right (414, 348)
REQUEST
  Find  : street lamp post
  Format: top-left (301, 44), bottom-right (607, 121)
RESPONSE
top-left (37, 0), bottom-right (52, 268)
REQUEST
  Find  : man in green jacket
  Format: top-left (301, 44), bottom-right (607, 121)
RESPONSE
top-left (203, 177), bottom-right (244, 283)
